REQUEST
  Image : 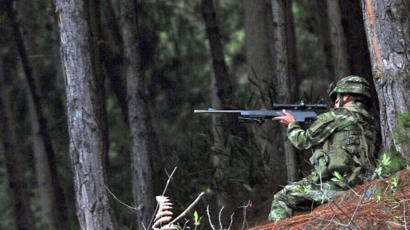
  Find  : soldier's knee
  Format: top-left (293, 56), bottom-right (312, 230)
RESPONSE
top-left (269, 201), bottom-right (292, 221)
top-left (273, 188), bottom-right (289, 202)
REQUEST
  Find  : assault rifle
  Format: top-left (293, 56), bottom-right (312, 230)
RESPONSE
top-left (194, 101), bottom-right (328, 124)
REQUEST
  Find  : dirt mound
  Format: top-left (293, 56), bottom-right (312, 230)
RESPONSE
top-left (249, 170), bottom-right (410, 230)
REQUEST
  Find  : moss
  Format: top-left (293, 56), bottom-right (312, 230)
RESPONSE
top-left (392, 112), bottom-right (410, 144)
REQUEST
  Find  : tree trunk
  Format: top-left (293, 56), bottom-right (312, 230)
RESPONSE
top-left (20, 1), bottom-right (59, 227)
top-left (361, 0), bottom-right (410, 158)
top-left (271, 0), bottom-right (298, 181)
top-left (102, 0), bottom-right (165, 197)
top-left (0, 59), bottom-right (36, 230)
top-left (201, 0), bottom-right (233, 108)
top-left (339, 0), bottom-right (373, 81)
top-left (340, 0), bottom-right (380, 130)
top-left (101, 0), bottom-right (129, 124)
top-left (6, 1), bottom-right (69, 229)
top-left (325, 0), bottom-right (349, 78)
top-left (28, 95), bottom-right (59, 229)
top-left (88, 0), bottom-right (110, 171)
top-left (201, 0), bottom-right (235, 210)
top-left (243, 0), bottom-right (287, 188)
top-left (54, 0), bottom-right (118, 229)
top-left (316, 0), bottom-right (349, 80)
top-left (119, 0), bottom-right (155, 227)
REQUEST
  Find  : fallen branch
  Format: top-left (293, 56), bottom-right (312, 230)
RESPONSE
top-left (169, 192), bottom-right (205, 225)
top-left (240, 200), bottom-right (252, 230)
top-left (347, 191), bottom-right (366, 226)
top-left (147, 167), bottom-right (178, 230)
top-left (207, 205), bottom-right (216, 230)
top-left (104, 184), bottom-right (137, 211)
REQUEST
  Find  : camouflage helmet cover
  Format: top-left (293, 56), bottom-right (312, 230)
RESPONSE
top-left (328, 75), bottom-right (372, 99)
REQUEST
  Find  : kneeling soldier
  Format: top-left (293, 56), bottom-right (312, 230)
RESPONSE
top-left (269, 75), bottom-right (377, 221)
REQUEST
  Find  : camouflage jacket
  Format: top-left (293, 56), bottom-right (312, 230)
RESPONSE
top-left (287, 102), bottom-right (377, 184)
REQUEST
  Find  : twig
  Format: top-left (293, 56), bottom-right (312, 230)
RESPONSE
top-left (169, 192), bottom-right (205, 225)
top-left (321, 214), bottom-right (337, 229)
top-left (386, 221), bottom-right (406, 228)
top-left (194, 216), bottom-right (203, 230)
top-left (314, 216), bottom-right (352, 228)
top-left (162, 167), bottom-right (178, 196)
top-left (347, 191), bottom-right (366, 226)
top-left (207, 205), bottom-right (216, 230)
top-left (218, 206), bottom-right (224, 230)
top-left (347, 185), bottom-right (360, 197)
top-left (181, 219), bottom-right (189, 230)
top-left (240, 200), bottom-right (252, 230)
top-left (404, 200), bottom-right (408, 230)
top-left (327, 199), bottom-right (356, 230)
top-left (248, 65), bottom-right (267, 105)
top-left (104, 184), bottom-right (137, 211)
top-left (227, 212), bottom-right (234, 230)
top-left (319, 186), bottom-right (360, 230)
top-left (147, 167), bottom-right (178, 230)
top-left (324, 205), bottom-right (351, 229)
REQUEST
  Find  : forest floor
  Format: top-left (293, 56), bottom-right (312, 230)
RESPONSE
top-left (248, 169), bottom-right (410, 230)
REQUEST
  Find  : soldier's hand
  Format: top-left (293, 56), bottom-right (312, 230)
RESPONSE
top-left (272, 110), bottom-right (296, 126)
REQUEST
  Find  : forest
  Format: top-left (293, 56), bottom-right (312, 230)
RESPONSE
top-left (0, 0), bottom-right (409, 229)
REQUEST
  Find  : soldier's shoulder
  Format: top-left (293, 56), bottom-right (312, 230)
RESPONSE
top-left (315, 110), bottom-right (337, 123)
top-left (332, 108), bottom-right (358, 125)
top-left (336, 108), bottom-right (353, 115)
top-left (316, 109), bottom-right (354, 123)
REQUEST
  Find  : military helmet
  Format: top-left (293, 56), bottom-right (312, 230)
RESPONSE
top-left (328, 75), bottom-right (372, 99)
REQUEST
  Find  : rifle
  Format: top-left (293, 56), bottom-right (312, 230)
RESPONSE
top-left (194, 102), bottom-right (328, 124)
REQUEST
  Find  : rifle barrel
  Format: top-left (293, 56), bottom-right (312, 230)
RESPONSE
top-left (194, 109), bottom-right (243, 113)
top-left (193, 108), bottom-right (319, 122)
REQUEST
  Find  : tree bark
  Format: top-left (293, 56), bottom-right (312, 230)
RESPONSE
top-left (340, 0), bottom-right (380, 126)
top-left (6, 1), bottom-right (69, 229)
top-left (28, 95), bottom-right (59, 229)
top-left (101, 0), bottom-right (129, 123)
top-left (19, 1), bottom-right (58, 227)
top-left (325, 0), bottom-right (349, 78)
top-left (316, 0), bottom-right (349, 80)
top-left (54, 0), bottom-right (118, 229)
top-left (201, 0), bottom-right (233, 108)
top-left (339, 0), bottom-right (373, 81)
top-left (0, 59), bottom-right (36, 230)
top-left (88, 0), bottom-right (110, 171)
top-left (201, 0), bottom-right (235, 210)
top-left (361, 0), bottom-right (410, 158)
top-left (119, 0), bottom-right (155, 227)
top-left (243, 0), bottom-right (287, 187)
top-left (271, 0), bottom-right (298, 181)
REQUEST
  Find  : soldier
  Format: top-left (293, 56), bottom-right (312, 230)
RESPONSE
top-left (269, 75), bottom-right (378, 221)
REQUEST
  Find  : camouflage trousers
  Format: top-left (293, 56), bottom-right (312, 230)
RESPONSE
top-left (268, 174), bottom-right (344, 221)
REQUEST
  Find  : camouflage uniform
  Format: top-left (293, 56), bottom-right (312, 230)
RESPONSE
top-left (269, 76), bottom-right (377, 221)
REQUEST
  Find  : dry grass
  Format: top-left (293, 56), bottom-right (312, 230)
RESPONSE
top-left (249, 170), bottom-right (410, 230)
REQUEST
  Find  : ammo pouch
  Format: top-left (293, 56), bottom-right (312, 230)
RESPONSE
top-left (309, 147), bottom-right (351, 181)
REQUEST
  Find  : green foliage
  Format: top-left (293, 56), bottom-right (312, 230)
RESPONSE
top-left (374, 151), bottom-right (407, 178)
top-left (392, 112), bottom-right (410, 144)
top-left (386, 175), bottom-right (400, 193)
top-left (193, 210), bottom-right (201, 226)
top-left (331, 171), bottom-right (346, 183)
top-left (374, 175), bottom-right (401, 203)
top-left (296, 184), bottom-right (310, 193)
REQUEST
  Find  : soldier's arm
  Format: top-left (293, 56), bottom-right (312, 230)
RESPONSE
top-left (287, 112), bottom-right (338, 150)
